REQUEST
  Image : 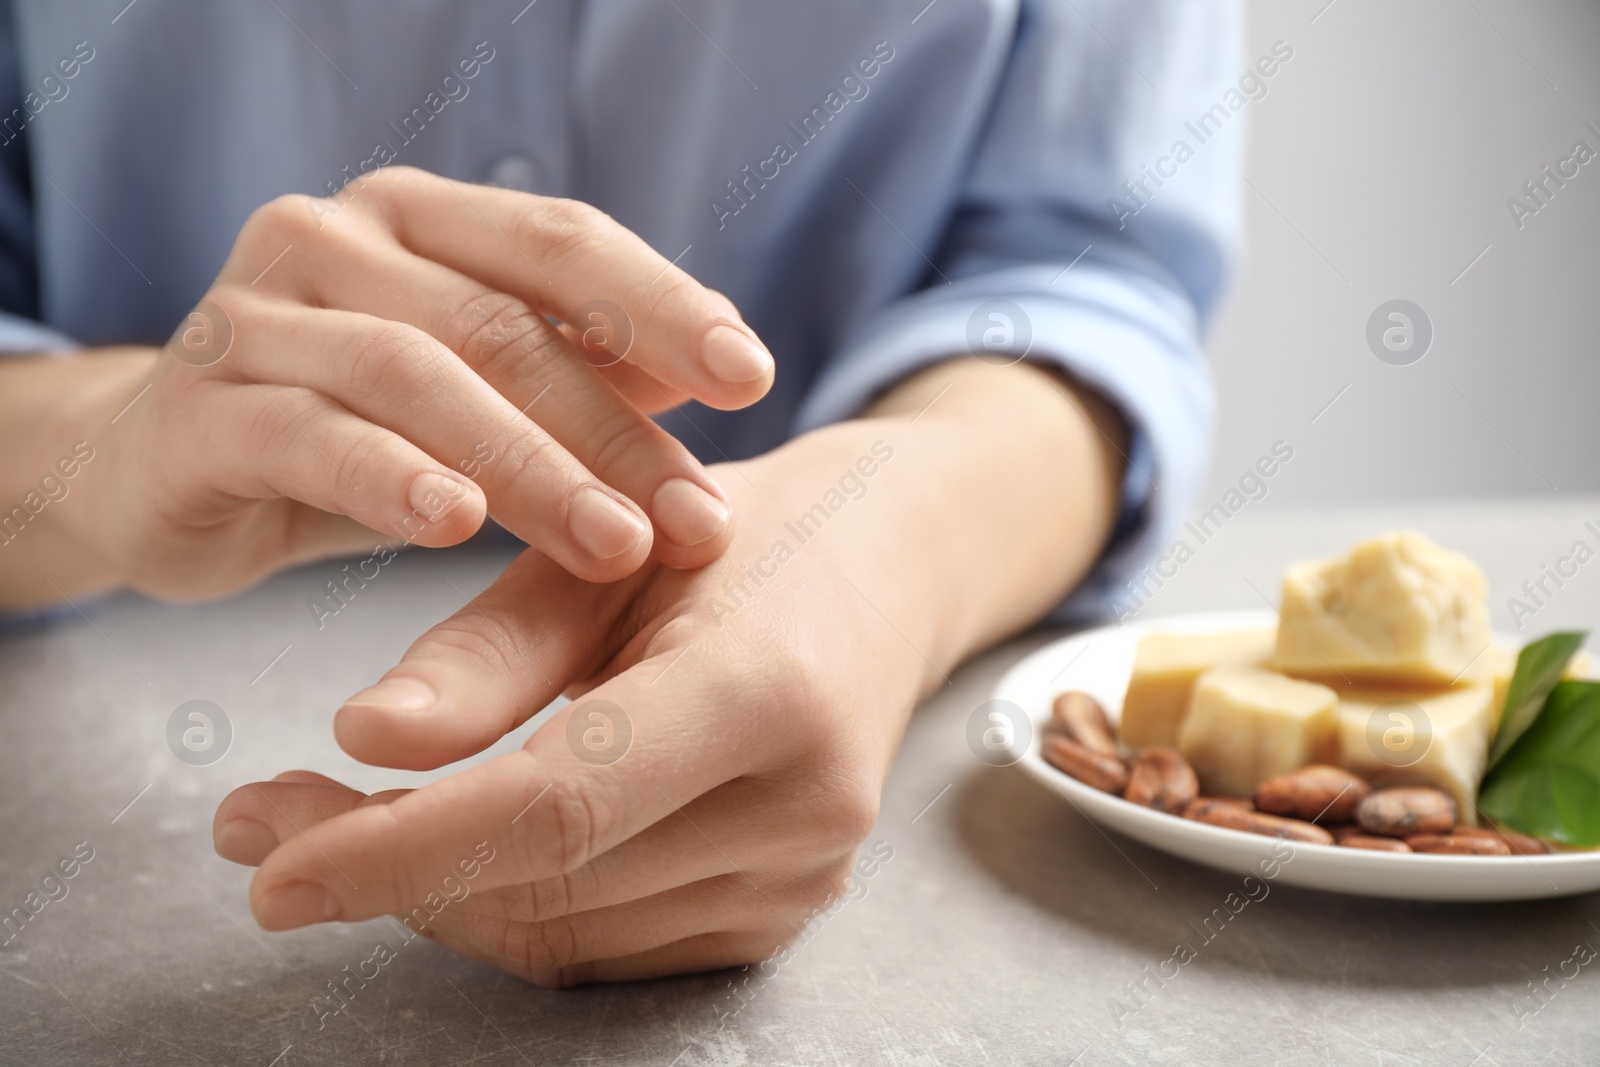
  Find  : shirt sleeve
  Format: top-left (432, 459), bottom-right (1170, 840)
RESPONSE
top-left (794, 0), bottom-right (1244, 623)
top-left (0, 1), bottom-right (73, 355)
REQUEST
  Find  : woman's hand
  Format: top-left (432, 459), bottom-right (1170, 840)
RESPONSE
top-left (52, 166), bottom-right (772, 602)
top-left (213, 424), bottom-right (924, 984)
top-left (211, 359), bottom-right (1127, 984)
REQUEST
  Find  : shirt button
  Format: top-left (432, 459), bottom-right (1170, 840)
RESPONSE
top-left (484, 153), bottom-right (547, 194)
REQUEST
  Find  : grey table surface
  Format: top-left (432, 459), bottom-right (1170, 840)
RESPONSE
top-left (5, 498), bottom-right (1600, 1067)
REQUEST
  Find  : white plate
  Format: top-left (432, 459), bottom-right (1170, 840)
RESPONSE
top-left (997, 609), bottom-right (1600, 902)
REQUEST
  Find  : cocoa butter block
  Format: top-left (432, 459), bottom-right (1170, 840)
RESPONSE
top-left (1275, 531), bottom-right (1491, 685)
top-left (1178, 666), bottom-right (1339, 797)
top-left (1120, 628), bottom-right (1275, 749)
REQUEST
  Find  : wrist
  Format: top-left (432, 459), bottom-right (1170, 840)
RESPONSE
top-left (35, 349), bottom-right (161, 596)
top-left (857, 358), bottom-right (1127, 680)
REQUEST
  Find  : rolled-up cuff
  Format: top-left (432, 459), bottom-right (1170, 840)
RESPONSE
top-left (793, 264), bottom-right (1213, 624)
top-left (0, 310), bottom-right (77, 353)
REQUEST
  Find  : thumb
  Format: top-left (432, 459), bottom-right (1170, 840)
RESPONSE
top-left (333, 549), bottom-right (645, 770)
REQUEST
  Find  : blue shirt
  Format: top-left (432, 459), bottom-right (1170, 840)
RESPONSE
top-left (0, 0), bottom-right (1240, 620)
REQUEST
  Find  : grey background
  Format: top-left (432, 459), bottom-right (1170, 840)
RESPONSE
top-left (1202, 0), bottom-right (1600, 507)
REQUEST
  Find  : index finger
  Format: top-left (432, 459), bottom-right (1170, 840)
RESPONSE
top-left (360, 167), bottom-right (775, 411)
top-left (247, 642), bottom-right (778, 931)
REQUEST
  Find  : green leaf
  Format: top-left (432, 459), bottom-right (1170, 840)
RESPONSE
top-left (1480, 680), bottom-right (1600, 846)
top-left (1487, 630), bottom-right (1589, 771)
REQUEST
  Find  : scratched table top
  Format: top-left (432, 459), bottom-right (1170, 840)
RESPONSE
top-left (4, 498), bottom-right (1599, 1066)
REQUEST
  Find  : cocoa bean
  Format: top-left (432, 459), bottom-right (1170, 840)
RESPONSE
top-left (1043, 735), bottom-right (1128, 794)
top-left (1122, 748), bottom-right (1199, 814)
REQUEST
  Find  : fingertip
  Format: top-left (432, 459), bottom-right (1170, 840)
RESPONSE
top-left (651, 478), bottom-right (730, 548)
top-left (335, 675), bottom-right (490, 771)
top-left (215, 817), bottom-right (279, 867)
top-left (646, 489), bottom-right (732, 572)
top-left (562, 486), bottom-right (653, 582)
top-left (335, 708), bottom-right (469, 771)
top-left (213, 782), bottom-right (266, 833)
top-left (250, 877), bottom-right (342, 931)
top-left (272, 769), bottom-right (343, 786)
top-left (395, 471), bottom-right (487, 548)
top-left (336, 676), bottom-right (445, 770)
top-left (702, 324), bottom-right (773, 384)
top-left (694, 324), bottom-right (774, 411)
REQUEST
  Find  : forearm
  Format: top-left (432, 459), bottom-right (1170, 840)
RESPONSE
top-left (0, 349), bottom-right (157, 608)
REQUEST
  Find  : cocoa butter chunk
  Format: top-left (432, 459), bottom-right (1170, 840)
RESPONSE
top-left (1355, 787), bottom-right (1457, 837)
top-left (1339, 834), bottom-right (1412, 853)
top-left (1334, 682), bottom-right (1495, 826)
top-left (1182, 798), bottom-right (1335, 845)
top-left (1178, 667), bottom-right (1340, 797)
top-left (1122, 748), bottom-right (1199, 814)
top-left (1405, 833), bottom-right (1512, 855)
top-left (1043, 735), bottom-right (1128, 794)
top-left (1274, 531), bottom-right (1492, 685)
top-left (1254, 765), bottom-right (1370, 823)
top-left (1120, 629), bottom-right (1276, 748)
top-left (1051, 691), bottom-right (1118, 757)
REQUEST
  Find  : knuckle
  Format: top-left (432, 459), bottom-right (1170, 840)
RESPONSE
top-left (370, 808), bottom-right (429, 920)
top-left (417, 614), bottom-right (524, 681)
top-left (355, 164), bottom-right (427, 213)
top-left (626, 268), bottom-right (698, 331)
top-left (493, 425), bottom-right (562, 495)
top-left (757, 641), bottom-right (834, 723)
top-left (542, 779), bottom-right (607, 875)
top-left (815, 784), bottom-right (880, 851)
top-left (517, 914), bottom-right (581, 972)
top-left (244, 389), bottom-right (306, 457)
top-left (448, 291), bottom-right (562, 379)
top-left (247, 387), bottom-right (332, 468)
top-left (797, 859), bottom-right (857, 911)
top-left (365, 163), bottom-right (420, 191)
top-left (518, 196), bottom-right (612, 263)
top-left (518, 869), bottom-right (573, 924)
top-left (244, 194), bottom-right (325, 244)
top-left (585, 414), bottom-right (674, 481)
top-left (343, 321), bottom-right (447, 408)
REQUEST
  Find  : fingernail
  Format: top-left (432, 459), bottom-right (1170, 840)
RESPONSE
top-left (651, 478), bottom-right (730, 548)
top-left (344, 676), bottom-right (436, 715)
top-left (216, 818), bottom-right (278, 866)
top-left (258, 881), bottom-right (341, 930)
top-left (408, 471), bottom-right (473, 523)
top-left (569, 486), bottom-right (647, 560)
top-left (702, 324), bottom-right (773, 384)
